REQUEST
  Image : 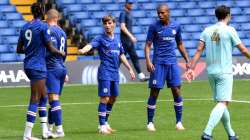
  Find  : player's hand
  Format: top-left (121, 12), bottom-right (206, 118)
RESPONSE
top-left (60, 51), bottom-right (66, 57)
top-left (131, 36), bottom-right (137, 44)
top-left (129, 69), bottom-right (136, 80)
top-left (185, 69), bottom-right (195, 83)
top-left (146, 61), bottom-right (155, 72)
top-left (64, 74), bottom-right (69, 83)
top-left (186, 62), bottom-right (191, 70)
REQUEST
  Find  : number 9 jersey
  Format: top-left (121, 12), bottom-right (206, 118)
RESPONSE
top-left (18, 19), bottom-right (52, 72)
top-left (46, 25), bottom-right (67, 70)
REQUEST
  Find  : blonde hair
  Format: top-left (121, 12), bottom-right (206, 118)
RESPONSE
top-left (46, 9), bottom-right (59, 20)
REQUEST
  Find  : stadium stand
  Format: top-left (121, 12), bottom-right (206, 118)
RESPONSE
top-left (0, 0), bottom-right (250, 62)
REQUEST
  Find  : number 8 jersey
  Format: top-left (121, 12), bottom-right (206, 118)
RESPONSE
top-left (18, 19), bottom-right (52, 71)
top-left (46, 25), bottom-right (67, 70)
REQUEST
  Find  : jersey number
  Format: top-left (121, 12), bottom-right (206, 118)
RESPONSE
top-left (25, 29), bottom-right (32, 46)
top-left (60, 37), bottom-right (65, 52)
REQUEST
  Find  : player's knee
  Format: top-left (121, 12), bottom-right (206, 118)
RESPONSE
top-left (48, 94), bottom-right (59, 102)
top-left (100, 96), bottom-right (109, 104)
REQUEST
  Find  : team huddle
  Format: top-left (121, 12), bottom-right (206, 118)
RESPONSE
top-left (17, 1), bottom-right (250, 140)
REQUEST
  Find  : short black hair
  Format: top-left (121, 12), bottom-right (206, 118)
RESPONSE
top-left (215, 5), bottom-right (230, 20)
top-left (31, 2), bottom-right (45, 19)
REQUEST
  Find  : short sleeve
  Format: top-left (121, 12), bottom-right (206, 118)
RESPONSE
top-left (119, 12), bottom-right (126, 23)
top-left (175, 24), bottom-right (183, 43)
top-left (91, 36), bottom-right (101, 49)
top-left (42, 24), bottom-right (52, 43)
top-left (146, 24), bottom-right (155, 42)
top-left (200, 30), bottom-right (206, 42)
top-left (230, 27), bottom-right (241, 46)
top-left (119, 42), bottom-right (125, 54)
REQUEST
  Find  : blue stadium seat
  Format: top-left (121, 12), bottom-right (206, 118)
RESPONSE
top-left (191, 32), bottom-right (201, 40)
top-left (176, 17), bottom-right (194, 25)
top-left (171, 9), bottom-right (186, 17)
top-left (137, 18), bottom-right (156, 26)
top-left (205, 8), bottom-right (215, 16)
top-left (0, 45), bottom-right (10, 53)
top-left (136, 50), bottom-right (145, 59)
top-left (147, 11), bottom-right (157, 18)
top-left (241, 23), bottom-right (250, 30)
top-left (233, 48), bottom-right (242, 56)
top-left (187, 9), bottom-right (205, 16)
top-left (187, 49), bottom-right (197, 57)
top-left (73, 12), bottom-right (89, 19)
top-left (237, 31), bottom-right (246, 39)
top-left (0, 5), bottom-right (16, 12)
top-left (216, 1), bottom-right (234, 7)
top-left (194, 16), bottom-right (213, 24)
top-left (135, 34), bottom-right (146, 42)
top-left (183, 25), bottom-right (202, 32)
top-left (182, 33), bottom-right (193, 40)
top-left (104, 4), bottom-right (120, 11)
top-left (88, 27), bottom-right (103, 35)
top-left (0, 29), bottom-right (16, 35)
top-left (132, 10), bottom-right (146, 18)
top-left (81, 19), bottom-right (99, 27)
top-left (65, 4), bottom-right (83, 12)
top-left (16, 54), bottom-right (25, 61)
top-left (0, 53), bottom-right (17, 62)
top-left (86, 4), bottom-right (103, 11)
top-left (198, 1), bottom-right (215, 8)
top-left (4, 13), bottom-right (22, 20)
top-left (5, 36), bottom-right (19, 44)
top-left (9, 20), bottom-right (27, 28)
top-left (56, 0), bottom-right (76, 5)
top-left (141, 3), bottom-right (157, 10)
top-left (230, 8), bottom-right (243, 15)
top-left (92, 11), bottom-right (109, 18)
top-left (77, 0), bottom-right (95, 4)
top-left (232, 16), bottom-right (249, 23)
top-left (96, 0), bottom-right (114, 3)
top-left (9, 45), bottom-right (16, 52)
top-left (0, 0), bottom-right (8, 5)
top-left (243, 8), bottom-right (250, 14)
top-left (242, 39), bottom-right (250, 46)
top-left (184, 40), bottom-right (197, 49)
top-left (235, 0), bottom-right (250, 7)
top-left (178, 2), bottom-right (196, 9)
top-left (0, 20), bottom-right (8, 28)
top-left (175, 49), bottom-right (182, 57)
top-left (132, 26), bottom-right (144, 34)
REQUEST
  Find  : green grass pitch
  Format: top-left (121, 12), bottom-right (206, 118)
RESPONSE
top-left (0, 80), bottom-right (250, 140)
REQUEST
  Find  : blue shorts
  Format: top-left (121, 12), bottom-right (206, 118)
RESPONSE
top-left (46, 68), bottom-right (67, 95)
top-left (208, 74), bottom-right (233, 101)
top-left (25, 69), bottom-right (47, 81)
top-left (149, 63), bottom-right (181, 89)
top-left (98, 80), bottom-right (119, 97)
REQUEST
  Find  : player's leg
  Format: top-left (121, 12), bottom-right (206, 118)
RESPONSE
top-left (105, 81), bottom-right (119, 132)
top-left (167, 64), bottom-right (184, 130)
top-left (98, 80), bottom-right (111, 134)
top-left (202, 74), bottom-right (238, 139)
top-left (47, 69), bottom-right (66, 138)
top-left (147, 64), bottom-right (165, 131)
top-left (23, 69), bottom-right (46, 140)
top-left (38, 93), bottom-right (48, 138)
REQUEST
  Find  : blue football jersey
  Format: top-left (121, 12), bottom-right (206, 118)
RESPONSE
top-left (46, 25), bottom-right (67, 70)
top-left (91, 33), bottom-right (125, 81)
top-left (18, 19), bottom-right (51, 71)
top-left (146, 21), bottom-right (182, 64)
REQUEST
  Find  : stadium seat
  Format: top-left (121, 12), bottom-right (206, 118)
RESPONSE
top-left (241, 23), bottom-right (250, 31)
top-left (104, 4), bottom-right (120, 11)
top-left (0, 0), bottom-right (9, 4)
top-left (0, 45), bottom-right (10, 53)
top-left (65, 4), bottom-right (83, 12)
top-left (230, 8), bottom-right (243, 15)
top-left (0, 29), bottom-right (16, 36)
top-left (176, 17), bottom-right (194, 25)
top-left (235, 0), bottom-right (250, 7)
top-left (16, 54), bottom-right (25, 61)
top-left (191, 32), bottom-right (201, 40)
top-left (232, 16), bottom-right (249, 23)
top-left (132, 10), bottom-right (147, 18)
top-left (87, 27), bottom-right (104, 35)
top-left (0, 5), bottom-right (16, 12)
top-left (132, 26), bottom-right (144, 34)
top-left (137, 18), bottom-right (156, 26)
top-left (77, 0), bottom-right (95, 4)
top-left (198, 1), bottom-right (215, 8)
top-left (92, 11), bottom-right (109, 19)
top-left (216, 1), bottom-right (234, 7)
top-left (8, 20), bottom-right (27, 28)
top-left (243, 8), bottom-right (250, 14)
top-left (187, 9), bottom-right (205, 16)
top-left (135, 34), bottom-right (146, 42)
top-left (80, 19), bottom-right (99, 27)
top-left (0, 53), bottom-right (17, 62)
top-left (141, 3), bottom-right (157, 10)
top-left (147, 11), bottom-right (157, 18)
top-left (194, 16), bottom-right (213, 24)
top-left (5, 36), bottom-right (19, 44)
top-left (171, 9), bottom-right (186, 17)
top-left (242, 39), bottom-right (250, 46)
top-left (183, 25), bottom-right (202, 32)
top-left (184, 40), bottom-right (197, 49)
top-left (0, 20), bottom-right (8, 28)
top-left (72, 12), bottom-right (89, 19)
top-left (136, 50), bottom-right (145, 59)
top-left (182, 33), bottom-right (193, 40)
top-left (96, 0), bottom-right (114, 3)
top-left (57, 0), bottom-right (76, 4)
top-left (85, 4), bottom-right (103, 11)
top-left (4, 13), bottom-right (22, 20)
top-left (178, 2), bottom-right (197, 9)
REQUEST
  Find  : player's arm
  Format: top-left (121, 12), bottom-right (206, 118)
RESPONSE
top-left (190, 41), bottom-right (205, 69)
top-left (120, 23), bottom-right (137, 43)
top-left (78, 44), bottom-right (93, 55)
top-left (16, 38), bottom-right (24, 54)
top-left (145, 41), bottom-right (154, 72)
top-left (120, 54), bottom-right (136, 80)
top-left (176, 41), bottom-right (190, 69)
top-left (46, 41), bottom-right (65, 56)
top-left (236, 43), bottom-right (250, 58)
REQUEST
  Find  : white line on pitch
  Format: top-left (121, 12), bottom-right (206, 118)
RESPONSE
top-left (0, 98), bottom-right (249, 108)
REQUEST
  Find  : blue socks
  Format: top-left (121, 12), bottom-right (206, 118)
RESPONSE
top-left (106, 103), bottom-right (113, 122)
top-left (38, 96), bottom-right (47, 120)
top-left (98, 103), bottom-right (107, 125)
top-left (174, 96), bottom-right (183, 123)
top-left (147, 96), bottom-right (157, 123)
top-left (27, 103), bottom-right (38, 123)
top-left (49, 100), bottom-right (62, 126)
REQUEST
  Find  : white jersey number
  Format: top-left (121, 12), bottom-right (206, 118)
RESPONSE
top-left (60, 37), bottom-right (65, 52)
top-left (25, 29), bottom-right (32, 46)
